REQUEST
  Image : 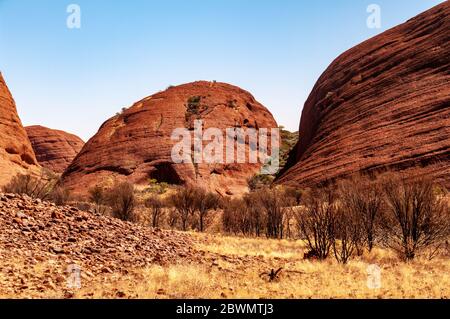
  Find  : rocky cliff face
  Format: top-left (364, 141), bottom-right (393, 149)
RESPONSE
top-left (277, 2), bottom-right (450, 187)
top-left (0, 73), bottom-right (39, 186)
top-left (25, 125), bottom-right (84, 173)
top-left (62, 81), bottom-right (278, 196)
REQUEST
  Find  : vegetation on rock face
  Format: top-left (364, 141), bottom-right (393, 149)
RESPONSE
top-left (186, 96), bottom-right (201, 115)
top-left (247, 127), bottom-right (298, 190)
top-left (247, 174), bottom-right (275, 191)
top-left (279, 127), bottom-right (299, 170)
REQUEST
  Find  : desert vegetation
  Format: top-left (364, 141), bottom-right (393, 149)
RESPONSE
top-left (3, 170), bottom-right (449, 264)
top-left (82, 173), bottom-right (448, 263)
top-left (3, 170), bottom-right (69, 205)
top-left (2, 170), bottom-right (449, 299)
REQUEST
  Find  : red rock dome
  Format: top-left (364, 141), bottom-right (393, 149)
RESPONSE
top-left (62, 81), bottom-right (278, 196)
top-left (277, 2), bottom-right (450, 187)
top-left (25, 125), bottom-right (85, 173)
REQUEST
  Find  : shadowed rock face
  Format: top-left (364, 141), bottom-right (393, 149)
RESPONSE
top-left (0, 73), bottom-right (39, 186)
top-left (25, 125), bottom-right (85, 173)
top-left (62, 81), bottom-right (278, 196)
top-left (277, 2), bottom-right (450, 188)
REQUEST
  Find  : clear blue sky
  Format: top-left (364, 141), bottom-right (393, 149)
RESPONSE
top-left (0, 0), bottom-right (445, 141)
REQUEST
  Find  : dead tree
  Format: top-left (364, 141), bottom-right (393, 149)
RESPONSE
top-left (194, 189), bottom-right (220, 232)
top-left (379, 175), bottom-right (450, 260)
top-left (296, 187), bottom-right (336, 260)
top-left (145, 195), bottom-right (165, 228)
top-left (260, 268), bottom-right (283, 282)
top-left (169, 186), bottom-right (197, 231)
top-left (339, 177), bottom-right (384, 252)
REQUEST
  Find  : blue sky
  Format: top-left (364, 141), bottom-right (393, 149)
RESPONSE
top-left (0, 0), bottom-right (445, 141)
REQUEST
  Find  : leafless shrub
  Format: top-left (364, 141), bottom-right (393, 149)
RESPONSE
top-left (283, 187), bottom-right (303, 206)
top-left (338, 176), bottom-right (384, 253)
top-left (194, 189), bottom-right (220, 232)
top-left (379, 175), bottom-right (450, 260)
top-left (167, 207), bottom-right (179, 229)
top-left (3, 170), bottom-right (58, 200)
top-left (145, 195), bottom-right (165, 228)
top-left (222, 198), bottom-right (251, 235)
top-left (332, 207), bottom-right (361, 264)
top-left (88, 185), bottom-right (109, 215)
top-left (50, 186), bottom-right (71, 206)
top-left (296, 187), bottom-right (336, 260)
top-left (169, 186), bottom-right (197, 231)
top-left (253, 187), bottom-right (293, 239)
top-left (222, 187), bottom-right (299, 238)
top-left (107, 182), bottom-right (136, 222)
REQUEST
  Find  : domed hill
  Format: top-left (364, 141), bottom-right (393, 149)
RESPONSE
top-left (277, 2), bottom-right (450, 188)
top-left (0, 73), bottom-right (39, 187)
top-left (62, 81), bottom-right (278, 196)
top-left (25, 125), bottom-right (85, 173)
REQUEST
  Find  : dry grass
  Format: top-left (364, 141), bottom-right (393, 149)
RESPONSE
top-left (74, 233), bottom-right (450, 299)
top-left (1, 232), bottom-right (449, 299)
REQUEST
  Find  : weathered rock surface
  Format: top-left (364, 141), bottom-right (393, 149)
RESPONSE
top-left (25, 125), bottom-right (85, 173)
top-left (277, 2), bottom-right (450, 187)
top-left (0, 73), bottom-right (39, 186)
top-left (0, 193), bottom-right (196, 297)
top-left (62, 81), bottom-right (277, 197)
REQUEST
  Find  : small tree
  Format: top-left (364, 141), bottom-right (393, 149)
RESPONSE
top-left (243, 193), bottom-right (264, 237)
top-left (296, 187), bottom-right (336, 260)
top-left (50, 186), bottom-right (71, 206)
top-left (254, 187), bottom-right (290, 239)
top-left (194, 189), bottom-right (220, 232)
top-left (222, 198), bottom-right (251, 235)
top-left (380, 175), bottom-right (450, 260)
top-left (339, 177), bottom-right (384, 252)
top-left (108, 182), bottom-right (136, 222)
top-left (170, 186), bottom-right (197, 231)
top-left (167, 207), bottom-right (179, 229)
top-left (145, 195), bottom-right (165, 228)
top-left (88, 185), bottom-right (108, 214)
top-left (333, 207), bottom-right (361, 264)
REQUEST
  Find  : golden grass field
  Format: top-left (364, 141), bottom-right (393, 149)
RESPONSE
top-left (2, 231), bottom-right (449, 299)
top-left (61, 233), bottom-right (450, 299)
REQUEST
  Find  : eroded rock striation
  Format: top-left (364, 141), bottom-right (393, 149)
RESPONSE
top-left (62, 81), bottom-right (278, 196)
top-left (277, 2), bottom-right (450, 187)
top-left (26, 125), bottom-right (84, 173)
top-left (0, 73), bottom-right (39, 186)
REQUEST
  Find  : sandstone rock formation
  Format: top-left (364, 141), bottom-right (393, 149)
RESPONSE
top-left (277, 2), bottom-right (450, 187)
top-left (25, 125), bottom-right (84, 173)
top-left (0, 73), bottom-right (39, 186)
top-left (62, 81), bottom-right (278, 196)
